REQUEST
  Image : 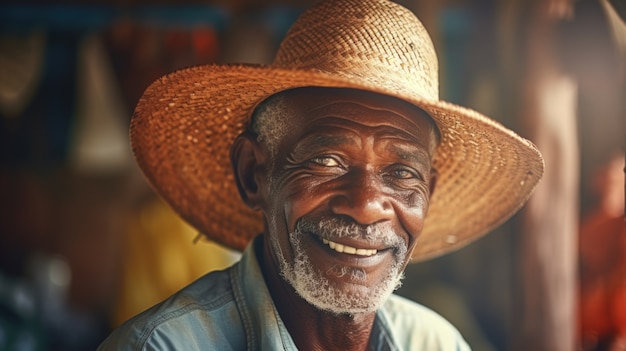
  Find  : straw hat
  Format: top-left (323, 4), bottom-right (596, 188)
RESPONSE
top-left (131, 0), bottom-right (544, 261)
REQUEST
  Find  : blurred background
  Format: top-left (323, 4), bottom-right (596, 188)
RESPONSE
top-left (0, 0), bottom-right (624, 350)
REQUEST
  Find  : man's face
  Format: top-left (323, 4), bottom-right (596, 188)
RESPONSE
top-left (259, 88), bottom-right (438, 315)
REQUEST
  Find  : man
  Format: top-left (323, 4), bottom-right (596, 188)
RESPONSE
top-left (99, 0), bottom-right (544, 349)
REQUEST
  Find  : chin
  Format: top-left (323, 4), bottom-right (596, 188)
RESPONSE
top-left (281, 234), bottom-right (405, 315)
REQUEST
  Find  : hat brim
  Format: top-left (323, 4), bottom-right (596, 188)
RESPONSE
top-left (131, 63), bottom-right (544, 262)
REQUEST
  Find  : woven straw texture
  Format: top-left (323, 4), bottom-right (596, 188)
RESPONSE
top-left (131, 0), bottom-right (544, 261)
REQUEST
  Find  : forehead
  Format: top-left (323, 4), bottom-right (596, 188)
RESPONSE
top-left (278, 88), bottom-right (439, 150)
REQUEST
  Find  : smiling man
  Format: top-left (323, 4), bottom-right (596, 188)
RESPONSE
top-left (244, 88), bottom-right (442, 350)
top-left (98, 0), bottom-right (544, 350)
top-left (249, 88), bottom-right (438, 317)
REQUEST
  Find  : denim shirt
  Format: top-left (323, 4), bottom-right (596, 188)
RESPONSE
top-left (98, 237), bottom-right (470, 350)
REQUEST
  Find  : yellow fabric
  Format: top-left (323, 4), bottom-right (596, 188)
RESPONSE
top-left (113, 198), bottom-right (240, 327)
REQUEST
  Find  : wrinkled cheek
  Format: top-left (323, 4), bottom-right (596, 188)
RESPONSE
top-left (264, 200), bottom-right (292, 264)
top-left (282, 201), bottom-right (306, 247)
top-left (282, 189), bottom-right (319, 233)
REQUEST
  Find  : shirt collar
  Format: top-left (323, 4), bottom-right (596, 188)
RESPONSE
top-left (231, 236), bottom-right (299, 350)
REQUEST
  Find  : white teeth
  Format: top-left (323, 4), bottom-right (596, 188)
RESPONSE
top-left (343, 246), bottom-right (356, 254)
top-left (322, 238), bottom-right (377, 256)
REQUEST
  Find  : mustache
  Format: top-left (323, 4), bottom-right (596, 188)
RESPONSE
top-left (296, 216), bottom-right (405, 248)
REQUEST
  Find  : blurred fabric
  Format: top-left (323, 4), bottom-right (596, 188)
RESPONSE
top-left (578, 154), bottom-right (626, 350)
top-left (112, 197), bottom-right (239, 327)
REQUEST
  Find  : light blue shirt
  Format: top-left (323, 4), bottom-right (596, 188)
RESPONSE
top-left (98, 237), bottom-right (470, 350)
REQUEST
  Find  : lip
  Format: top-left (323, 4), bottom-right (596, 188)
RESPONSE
top-left (322, 238), bottom-right (379, 256)
top-left (308, 233), bottom-right (392, 269)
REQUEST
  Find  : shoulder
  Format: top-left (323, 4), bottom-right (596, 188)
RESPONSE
top-left (381, 294), bottom-right (456, 330)
top-left (379, 294), bottom-right (471, 351)
top-left (98, 268), bottom-right (245, 350)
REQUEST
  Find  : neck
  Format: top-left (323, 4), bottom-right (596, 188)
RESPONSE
top-left (256, 235), bottom-right (377, 351)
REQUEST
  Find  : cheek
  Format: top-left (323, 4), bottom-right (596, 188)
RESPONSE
top-left (397, 191), bottom-right (431, 240)
top-left (270, 173), bottom-right (329, 232)
top-left (282, 183), bottom-right (327, 231)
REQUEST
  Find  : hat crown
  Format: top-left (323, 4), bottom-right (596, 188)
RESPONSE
top-left (273, 0), bottom-right (439, 101)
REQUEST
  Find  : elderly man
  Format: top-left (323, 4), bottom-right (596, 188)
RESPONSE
top-left (99, 0), bottom-right (544, 349)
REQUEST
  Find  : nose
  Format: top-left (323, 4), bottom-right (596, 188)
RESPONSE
top-left (329, 171), bottom-right (394, 226)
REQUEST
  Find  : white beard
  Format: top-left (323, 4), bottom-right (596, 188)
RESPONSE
top-left (269, 214), bottom-right (407, 316)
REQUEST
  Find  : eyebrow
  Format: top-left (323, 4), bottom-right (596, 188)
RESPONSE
top-left (385, 142), bottom-right (431, 165)
top-left (292, 133), bottom-right (357, 156)
top-left (292, 131), bottom-right (431, 167)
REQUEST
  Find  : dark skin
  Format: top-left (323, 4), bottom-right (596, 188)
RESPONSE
top-left (231, 88), bottom-right (439, 351)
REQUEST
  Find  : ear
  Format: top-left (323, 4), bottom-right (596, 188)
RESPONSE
top-left (230, 132), bottom-right (267, 210)
top-left (429, 167), bottom-right (438, 197)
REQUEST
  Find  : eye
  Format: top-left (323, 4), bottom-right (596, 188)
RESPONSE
top-left (310, 156), bottom-right (341, 167)
top-left (389, 165), bottom-right (422, 180)
top-left (393, 169), bottom-right (414, 179)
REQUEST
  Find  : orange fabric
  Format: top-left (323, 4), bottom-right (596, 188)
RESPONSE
top-left (579, 214), bottom-right (626, 346)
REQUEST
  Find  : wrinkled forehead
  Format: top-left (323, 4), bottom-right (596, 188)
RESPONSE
top-left (276, 87), bottom-right (441, 147)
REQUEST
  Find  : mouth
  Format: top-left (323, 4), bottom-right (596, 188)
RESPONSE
top-left (321, 238), bottom-right (379, 257)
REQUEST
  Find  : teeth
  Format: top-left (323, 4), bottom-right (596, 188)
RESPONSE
top-left (322, 239), bottom-right (377, 256)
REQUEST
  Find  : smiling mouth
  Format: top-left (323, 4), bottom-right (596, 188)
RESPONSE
top-left (322, 238), bottom-right (378, 256)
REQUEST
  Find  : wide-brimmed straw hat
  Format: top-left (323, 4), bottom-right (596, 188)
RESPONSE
top-left (131, 0), bottom-right (544, 261)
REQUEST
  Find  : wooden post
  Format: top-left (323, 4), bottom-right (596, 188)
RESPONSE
top-left (512, 1), bottom-right (579, 350)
